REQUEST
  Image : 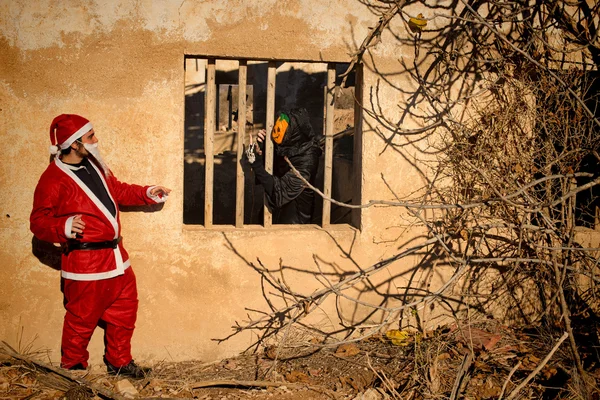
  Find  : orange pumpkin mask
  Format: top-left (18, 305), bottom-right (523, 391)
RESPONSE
top-left (271, 113), bottom-right (290, 144)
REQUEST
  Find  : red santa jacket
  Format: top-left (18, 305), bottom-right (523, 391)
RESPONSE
top-left (30, 157), bottom-right (161, 281)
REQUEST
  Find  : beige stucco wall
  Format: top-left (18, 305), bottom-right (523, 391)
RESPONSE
top-left (0, 0), bottom-right (445, 365)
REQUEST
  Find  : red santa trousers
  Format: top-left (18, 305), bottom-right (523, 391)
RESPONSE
top-left (61, 267), bottom-right (138, 369)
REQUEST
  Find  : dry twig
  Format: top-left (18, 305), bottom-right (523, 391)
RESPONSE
top-left (0, 341), bottom-right (126, 400)
top-left (504, 332), bottom-right (569, 400)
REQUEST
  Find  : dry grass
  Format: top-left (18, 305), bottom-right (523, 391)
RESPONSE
top-left (2, 319), bottom-right (598, 399)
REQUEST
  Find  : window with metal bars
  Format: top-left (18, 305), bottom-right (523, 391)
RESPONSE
top-left (183, 57), bottom-right (362, 229)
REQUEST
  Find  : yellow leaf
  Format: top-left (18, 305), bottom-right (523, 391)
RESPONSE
top-left (408, 13), bottom-right (427, 33)
top-left (385, 329), bottom-right (411, 346)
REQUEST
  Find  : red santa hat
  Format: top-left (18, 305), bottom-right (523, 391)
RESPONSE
top-left (49, 114), bottom-right (93, 155)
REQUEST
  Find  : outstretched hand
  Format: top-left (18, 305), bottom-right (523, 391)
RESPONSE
top-left (150, 186), bottom-right (171, 197)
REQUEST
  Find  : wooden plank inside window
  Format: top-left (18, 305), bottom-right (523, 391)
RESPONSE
top-left (322, 63), bottom-right (336, 227)
top-left (204, 58), bottom-right (216, 227)
top-left (236, 60), bottom-right (247, 228)
top-left (264, 61), bottom-right (276, 227)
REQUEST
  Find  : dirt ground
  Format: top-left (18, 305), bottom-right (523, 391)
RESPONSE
top-left (1, 321), bottom-right (599, 399)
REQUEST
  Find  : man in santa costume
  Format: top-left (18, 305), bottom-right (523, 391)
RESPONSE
top-left (30, 114), bottom-right (171, 378)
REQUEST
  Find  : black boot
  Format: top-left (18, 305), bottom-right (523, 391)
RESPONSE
top-left (65, 363), bottom-right (86, 371)
top-left (104, 358), bottom-right (151, 379)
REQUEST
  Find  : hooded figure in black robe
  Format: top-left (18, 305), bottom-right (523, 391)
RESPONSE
top-left (246, 107), bottom-right (321, 224)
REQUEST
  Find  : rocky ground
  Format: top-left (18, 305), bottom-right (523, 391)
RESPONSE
top-left (1, 321), bottom-right (599, 399)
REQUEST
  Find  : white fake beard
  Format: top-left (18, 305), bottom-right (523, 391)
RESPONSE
top-left (84, 143), bottom-right (112, 176)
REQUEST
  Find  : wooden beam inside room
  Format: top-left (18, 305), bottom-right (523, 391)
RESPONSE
top-left (204, 58), bottom-right (216, 228)
top-left (236, 60), bottom-right (247, 228)
top-left (322, 63), bottom-right (336, 227)
top-left (263, 62), bottom-right (276, 227)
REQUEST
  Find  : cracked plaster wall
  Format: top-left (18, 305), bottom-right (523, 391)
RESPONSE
top-left (0, 0), bottom-right (433, 364)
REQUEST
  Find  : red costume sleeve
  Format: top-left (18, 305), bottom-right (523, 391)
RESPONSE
top-left (106, 174), bottom-right (156, 207)
top-left (30, 176), bottom-right (71, 243)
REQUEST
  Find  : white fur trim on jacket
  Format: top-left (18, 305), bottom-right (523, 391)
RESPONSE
top-left (146, 186), bottom-right (168, 203)
top-left (61, 259), bottom-right (131, 281)
top-left (64, 216), bottom-right (76, 239)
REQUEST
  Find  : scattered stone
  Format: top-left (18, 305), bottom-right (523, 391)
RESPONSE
top-left (115, 379), bottom-right (138, 398)
top-left (223, 359), bottom-right (237, 370)
top-left (352, 388), bottom-right (383, 400)
top-left (149, 378), bottom-right (163, 392)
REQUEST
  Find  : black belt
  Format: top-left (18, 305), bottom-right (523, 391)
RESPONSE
top-left (63, 236), bottom-right (122, 255)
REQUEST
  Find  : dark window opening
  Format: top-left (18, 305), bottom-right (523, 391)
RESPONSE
top-left (183, 58), bottom-right (362, 228)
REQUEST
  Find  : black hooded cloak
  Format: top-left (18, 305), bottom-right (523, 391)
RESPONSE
top-left (248, 107), bottom-right (321, 224)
